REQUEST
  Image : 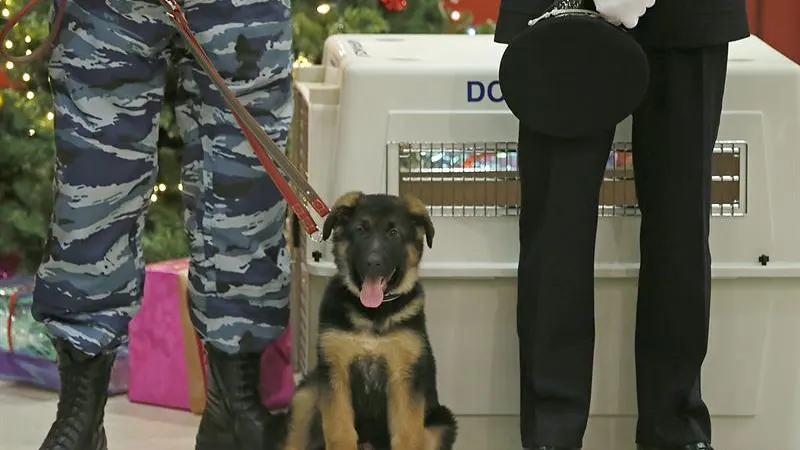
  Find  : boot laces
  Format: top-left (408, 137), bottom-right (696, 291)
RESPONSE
top-left (229, 356), bottom-right (264, 413)
top-left (41, 359), bottom-right (106, 447)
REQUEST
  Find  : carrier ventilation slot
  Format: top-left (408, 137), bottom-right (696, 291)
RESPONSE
top-left (394, 141), bottom-right (747, 218)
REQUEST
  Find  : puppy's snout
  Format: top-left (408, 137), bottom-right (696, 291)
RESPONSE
top-left (359, 238), bottom-right (393, 278)
top-left (366, 253), bottom-right (383, 270)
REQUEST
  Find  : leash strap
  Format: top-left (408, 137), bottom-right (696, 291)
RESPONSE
top-left (161, 0), bottom-right (329, 237)
top-left (1, 0), bottom-right (329, 239)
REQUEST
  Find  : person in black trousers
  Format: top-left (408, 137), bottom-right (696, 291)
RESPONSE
top-left (494, 1), bottom-right (750, 450)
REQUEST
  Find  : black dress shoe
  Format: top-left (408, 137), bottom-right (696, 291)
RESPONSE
top-left (638, 443), bottom-right (713, 450)
top-left (39, 339), bottom-right (115, 450)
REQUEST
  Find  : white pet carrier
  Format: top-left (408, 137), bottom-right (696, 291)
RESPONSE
top-left (289, 34), bottom-right (800, 450)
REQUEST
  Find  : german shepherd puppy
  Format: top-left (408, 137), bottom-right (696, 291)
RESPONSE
top-left (278, 192), bottom-right (457, 450)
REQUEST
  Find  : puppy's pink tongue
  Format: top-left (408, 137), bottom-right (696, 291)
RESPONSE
top-left (360, 277), bottom-right (384, 308)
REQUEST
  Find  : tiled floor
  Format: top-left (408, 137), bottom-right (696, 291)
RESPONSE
top-left (2, 382), bottom-right (200, 449)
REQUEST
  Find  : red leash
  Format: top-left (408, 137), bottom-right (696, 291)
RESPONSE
top-left (0, 0), bottom-right (329, 239)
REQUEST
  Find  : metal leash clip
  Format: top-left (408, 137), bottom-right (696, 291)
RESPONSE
top-left (159, 0), bottom-right (330, 237)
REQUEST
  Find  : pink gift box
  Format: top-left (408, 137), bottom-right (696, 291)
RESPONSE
top-left (260, 324), bottom-right (294, 410)
top-left (128, 259), bottom-right (208, 413)
top-left (128, 258), bottom-right (295, 414)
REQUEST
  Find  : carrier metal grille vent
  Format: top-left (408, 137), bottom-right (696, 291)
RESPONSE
top-left (396, 142), bottom-right (520, 217)
top-left (393, 141), bottom-right (746, 218)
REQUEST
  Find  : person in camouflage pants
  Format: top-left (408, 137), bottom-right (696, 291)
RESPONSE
top-left (31, 1), bottom-right (292, 449)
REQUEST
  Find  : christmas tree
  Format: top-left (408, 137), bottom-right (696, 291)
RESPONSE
top-left (293, 0), bottom-right (495, 63)
top-left (0, 1), bottom-right (494, 272)
top-left (0, 3), bottom-right (189, 272)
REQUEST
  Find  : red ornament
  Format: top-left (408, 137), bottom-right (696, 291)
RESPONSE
top-left (0, 68), bottom-right (21, 90)
top-left (380, 0), bottom-right (407, 12)
top-left (0, 254), bottom-right (21, 280)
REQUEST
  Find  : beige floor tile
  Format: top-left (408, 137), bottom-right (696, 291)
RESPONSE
top-left (1, 382), bottom-right (200, 450)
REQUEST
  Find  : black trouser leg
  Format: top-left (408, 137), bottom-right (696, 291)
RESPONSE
top-left (517, 129), bottom-right (614, 448)
top-left (632, 44), bottom-right (729, 447)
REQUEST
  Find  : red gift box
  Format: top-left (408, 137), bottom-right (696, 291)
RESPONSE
top-left (0, 254), bottom-right (21, 280)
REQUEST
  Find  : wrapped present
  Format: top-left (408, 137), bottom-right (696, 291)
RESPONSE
top-left (0, 254), bottom-right (20, 280)
top-left (260, 324), bottom-right (294, 410)
top-left (0, 276), bottom-right (129, 394)
top-left (128, 259), bottom-right (208, 413)
top-left (128, 258), bottom-right (295, 414)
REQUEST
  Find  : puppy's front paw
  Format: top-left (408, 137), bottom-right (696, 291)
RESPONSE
top-left (391, 433), bottom-right (425, 450)
top-left (327, 442), bottom-right (358, 450)
top-left (326, 433), bottom-right (359, 450)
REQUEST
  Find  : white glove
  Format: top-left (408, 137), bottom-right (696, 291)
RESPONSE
top-left (593, 0), bottom-right (656, 29)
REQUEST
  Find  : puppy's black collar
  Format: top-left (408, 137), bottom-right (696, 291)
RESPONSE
top-left (382, 293), bottom-right (401, 302)
top-left (383, 284), bottom-right (421, 303)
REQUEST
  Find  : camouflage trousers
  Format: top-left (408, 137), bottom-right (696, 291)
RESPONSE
top-left (32, 0), bottom-right (293, 356)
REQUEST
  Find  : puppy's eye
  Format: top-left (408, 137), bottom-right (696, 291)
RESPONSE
top-left (387, 228), bottom-right (400, 238)
top-left (355, 223), bottom-right (368, 233)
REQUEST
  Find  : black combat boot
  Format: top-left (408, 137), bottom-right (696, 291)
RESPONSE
top-left (39, 339), bottom-right (115, 450)
top-left (195, 344), bottom-right (274, 450)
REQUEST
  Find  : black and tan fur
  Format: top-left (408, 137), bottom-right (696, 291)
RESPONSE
top-left (276, 192), bottom-right (457, 450)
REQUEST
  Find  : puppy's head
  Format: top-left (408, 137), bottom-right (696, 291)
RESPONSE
top-left (322, 192), bottom-right (434, 308)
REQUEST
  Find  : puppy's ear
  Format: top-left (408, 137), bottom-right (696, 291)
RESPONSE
top-left (322, 191), bottom-right (364, 241)
top-left (403, 194), bottom-right (434, 248)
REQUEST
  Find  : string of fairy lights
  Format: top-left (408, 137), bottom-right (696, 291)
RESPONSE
top-left (150, 183), bottom-right (181, 203)
top-left (2, 1), bottom-right (474, 203)
top-left (1, 4), bottom-right (52, 139)
top-left (311, 1), bottom-right (477, 35)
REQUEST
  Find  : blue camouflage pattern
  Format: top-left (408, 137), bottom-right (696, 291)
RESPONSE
top-left (32, 0), bottom-right (293, 356)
